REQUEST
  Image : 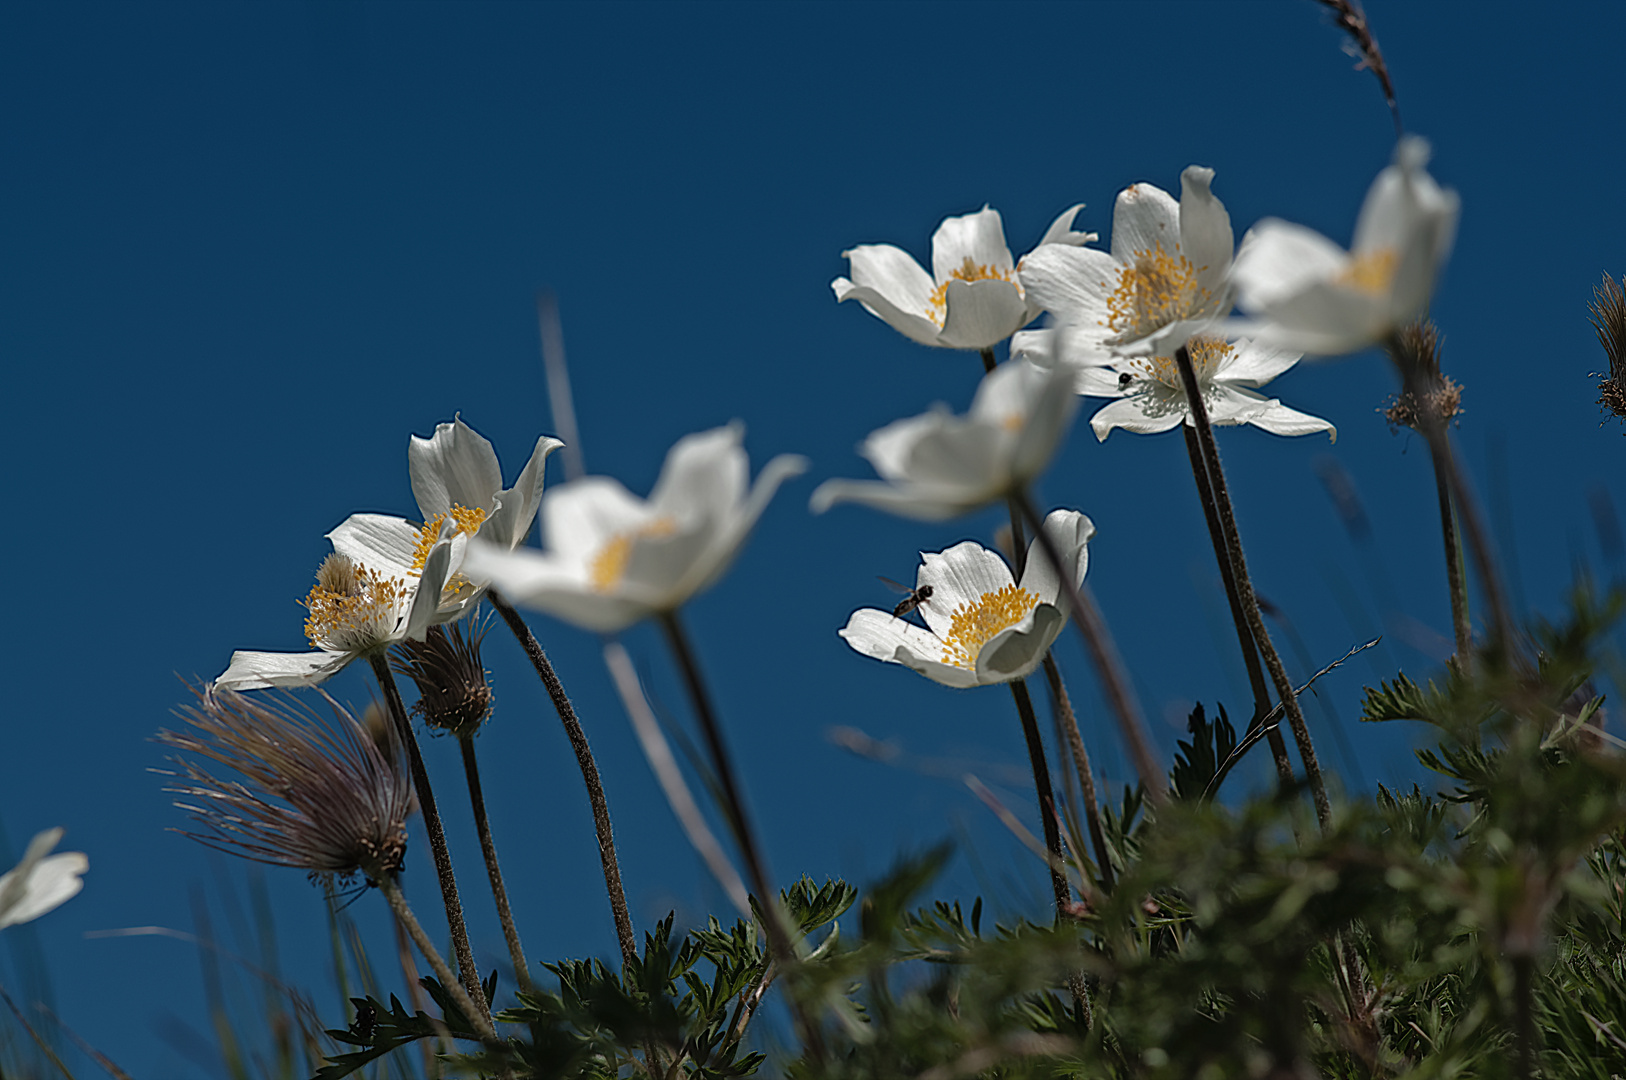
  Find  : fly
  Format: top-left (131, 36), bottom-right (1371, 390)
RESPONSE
top-left (878, 576), bottom-right (933, 621)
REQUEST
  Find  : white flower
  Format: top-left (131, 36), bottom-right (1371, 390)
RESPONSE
top-left (0, 828), bottom-right (87, 931)
top-left (1020, 332), bottom-right (1335, 442)
top-left (1019, 167), bottom-right (1234, 361)
top-left (832, 205), bottom-right (1096, 351)
top-left (839, 509), bottom-right (1094, 688)
top-left (1230, 136), bottom-right (1460, 356)
top-left (809, 359), bottom-right (1078, 522)
top-left (462, 424), bottom-right (807, 634)
top-left (217, 418), bottom-right (560, 691)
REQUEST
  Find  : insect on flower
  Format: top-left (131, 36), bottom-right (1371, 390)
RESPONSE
top-left (878, 576), bottom-right (933, 622)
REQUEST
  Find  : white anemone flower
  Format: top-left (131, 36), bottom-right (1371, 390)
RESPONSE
top-left (462, 424), bottom-right (807, 634)
top-left (0, 828), bottom-right (87, 931)
top-left (832, 205), bottom-right (1097, 351)
top-left (1019, 331), bottom-right (1335, 442)
top-left (217, 418), bottom-right (560, 690)
top-left (1019, 167), bottom-right (1234, 362)
top-left (840, 509), bottom-right (1094, 688)
top-left (809, 358), bottom-right (1078, 522)
top-left (1230, 136), bottom-right (1459, 356)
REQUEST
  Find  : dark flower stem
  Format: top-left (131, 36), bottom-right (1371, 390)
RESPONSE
top-left (1012, 488), bottom-right (1167, 804)
top-left (1431, 447), bottom-right (1473, 669)
top-left (367, 654), bottom-right (488, 1021)
top-left (1172, 346), bottom-right (1330, 829)
top-left (458, 734), bottom-right (531, 993)
top-left (1040, 655), bottom-right (1114, 891)
top-left (655, 607), bottom-right (822, 1057)
top-left (1182, 424), bottom-right (1298, 791)
top-left (487, 589), bottom-right (638, 970)
top-left (370, 865), bottom-right (497, 1040)
top-left (1007, 678), bottom-right (1071, 916)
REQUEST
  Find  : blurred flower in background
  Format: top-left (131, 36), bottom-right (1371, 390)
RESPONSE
top-left (0, 828), bottom-right (87, 931)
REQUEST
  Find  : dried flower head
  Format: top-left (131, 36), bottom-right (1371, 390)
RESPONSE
top-left (1589, 273), bottom-right (1626, 430)
top-left (158, 685), bottom-right (412, 882)
top-left (391, 618), bottom-right (494, 738)
top-left (1383, 319), bottom-right (1463, 433)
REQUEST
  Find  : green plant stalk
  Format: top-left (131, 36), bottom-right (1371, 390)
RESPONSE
top-left (1182, 423), bottom-right (1298, 791)
top-left (1437, 478), bottom-right (1472, 670)
top-left (458, 734), bottom-right (532, 993)
top-left (368, 866), bottom-right (497, 1041)
top-left (367, 655), bottom-right (488, 1021)
top-left (1040, 655), bottom-right (1114, 891)
top-left (1172, 344), bottom-right (1331, 829)
top-left (488, 589), bottom-right (639, 970)
top-left (0, 982), bottom-right (77, 1080)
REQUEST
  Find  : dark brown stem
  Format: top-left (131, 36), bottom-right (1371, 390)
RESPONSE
top-left (1183, 424), bottom-right (1298, 792)
top-left (367, 654), bottom-right (488, 1021)
top-left (1008, 678), bottom-right (1071, 915)
top-left (1172, 345), bottom-right (1331, 829)
top-left (1041, 655), bottom-right (1114, 891)
top-left (1012, 489), bottom-right (1167, 804)
top-left (656, 608), bottom-right (822, 1058)
top-left (487, 589), bottom-right (638, 970)
top-left (459, 734), bottom-right (531, 993)
top-left (978, 347), bottom-right (998, 374)
top-left (1430, 441), bottom-right (1473, 670)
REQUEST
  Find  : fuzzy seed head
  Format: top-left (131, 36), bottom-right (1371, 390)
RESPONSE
top-left (1590, 273), bottom-right (1626, 431)
top-left (391, 618), bottom-right (495, 738)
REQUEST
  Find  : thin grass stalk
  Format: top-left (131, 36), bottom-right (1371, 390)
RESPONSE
top-left (1432, 446), bottom-right (1473, 669)
top-left (487, 589), bottom-right (638, 970)
top-left (655, 608), bottom-right (823, 1058)
top-left (458, 734), bottom-right (531, 993)
top-left (1182, 424), bottom-right (1298, 791)
top-left (387, 903), bottom-right (446, 1077)
top-left (1011, 489), bottom-right (1167, 804)
top-left (1172, 345), bottom-right (1331, 829)
top-left (366, 655), bottom-right (487, 1020)
top-left (369, 868), bottom-right (497, 1041)
top-left (1040, 655), bottom-right (1114, 891)
top-left (0, 984), bottom-right (76, 1080)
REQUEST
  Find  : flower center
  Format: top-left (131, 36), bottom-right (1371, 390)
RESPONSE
top-left (1127, 336), bottom-right (1232, 391)
top-left (1101, 243), bottom-right (1207, 341)
top-left (939, 583), bottom-right (1041, 670)
top-left (587, 516), bottom-right (678, 592)
top-left (303, 554), bottom-right (408, 654)
top-left (924, 256), bottom-right (1018, 325)
top-left (1336, 247), bottom-right (1399, 294)
top-left (409, 504), bottom-right (488, 575)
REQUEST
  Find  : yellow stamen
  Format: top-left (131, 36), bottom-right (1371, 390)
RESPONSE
top-left (1126, 336), bottom-right (1233, 390)
top-left (1100, 243), bottom-right (1207, 341)
top-left (303, 560), bottom-right (408, 653)
top-left (1336, 247), bottom-right (1398, 294)
top-left (587, 517), bottom-right (678, 592)
top-left (408, 504), bottom-right (489, 575)
top-left (924, 256), bottom-right (1018, 326)
top-left (940, 583), bottom-right (1042, 671)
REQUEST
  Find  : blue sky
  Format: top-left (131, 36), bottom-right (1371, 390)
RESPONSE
top-left (3, 2), bottom-right (1623, 1074)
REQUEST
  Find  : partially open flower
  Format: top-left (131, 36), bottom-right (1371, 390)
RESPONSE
top-left (1589, 273), bottom-right (1626, 430)
top-left (158, 685), bottom-right (412, 883)
top-left (392, 618), bottom-right (494, 739)
top-left (0, 828), bottom-right (87, 931)
top-left (838, 509), bottom-right (1094, 688)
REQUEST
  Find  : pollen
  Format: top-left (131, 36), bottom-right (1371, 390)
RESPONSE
top-left (1100, 243), bottom-right (1207, 341)
top-left (1127, 336), bottom-right (1233, 390)
top-left (1336, 248), bottom-right (1398, 294)
top-left (924, 256), bottom-right (1018, 325)
top-left (408, 504), bottom-right (488, 575)
top-left (303, 558), bottom-right (408, 654)
top-left (587, 516), bottom-right (678, 592)
top-left (939, 584), bottom-right (1041, 671)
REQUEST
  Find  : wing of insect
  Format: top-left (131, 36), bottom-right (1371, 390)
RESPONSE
top-left (877, 575), bottom-right (933, 620)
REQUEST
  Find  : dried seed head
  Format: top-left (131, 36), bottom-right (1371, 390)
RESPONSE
top-left (1589, 273), bottom-right (1626, 431)
top-left (157, 685), bottom-right (412, 883)
top-left (1383, 319), bottom-right (1464, 433)
top-left (391, 617), bottom-right (494, 738)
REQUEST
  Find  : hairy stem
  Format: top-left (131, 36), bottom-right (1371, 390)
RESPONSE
top-left (459, 734), bottom-right (531, 993)
top-left (1041, 655), bottom-right (1114, 891)
top-left (1430, 441), bottom-right (1473, 670)
top-left (367, 655), bottom-right (488, 1020)
top-left (488, 589), bottom-right (639, 970)
top-left (371, 868), bottom-right (496, 1040)
top-left (1183, 424), bottom-right (1298, 791)
top-left (1012, 489), bottom-right (1167, 804)
top-left (1172, 345), bottom-right (1330, 829)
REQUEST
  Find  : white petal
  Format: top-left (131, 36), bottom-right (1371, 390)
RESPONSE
top-left (464, 542), bottom-right (651, 632)
top-left (832, 279), bottom-right (945, 346)
top-left (408, 416), bottom-right (503, 523)
top-left (1030, 203), bottom-right (1097, 250)
top-left (1110, 181), bottom-right (1180, 263)
top-left (809, 477), bottom-right (972, 522)
top-left (1179, 166), bottom-right (1234, 301)
top-left (681, 452), bottom-right (808, 599)
top-left (215, 649), bottom-right (350, 691)
top-left (400, 538), bottom-right (454, 641)
top-left (1018, 244), bottom-right (1117, 326)
top-left (1089, 394), bottom-right (1186, 440)
top-left (483, 435), bottom-right (564, 551)
top-left (916, 540), bottom-right (1016, 640)
top-left (1009, 329), bottom-right (1053, 368)
top-left (0, 849), bottom-right (87, 929)
top-left (841, 243), bottom-right (935, 310)
top-left (651, 424), bottom-right (749, 526)
top-left (1007, 363), bottom-right (1081, 484)
top-left (1018, 509), bottom-right (1094, 606)
top-left (542, 477), bottom-right (650, 565)
top-left (900, 419), bottom-right (1006, 491)
top-left (1231, 220), bottom-right (1349, 313)
top-left (1213, 386), bottom-right (1337, 440)
top-left (931, 206), bottom-right (1015, 281)
top-left (839, 609), bottom-right (977, 689)
top-left (1073, 365), bottom-right (1129, 397)
top-left (1251, 279), bottom-right (1389, 356)
top-left (858, 408), bottom-right (948, 482)
top-left (976, 605), bottom-right (1064, 683)
top-left (327, 514), bottom-right (422, 581)
top-left (1215, 337), bottom-right (1302, 387)
top-left (937, 278), bottom-right (1029, 350)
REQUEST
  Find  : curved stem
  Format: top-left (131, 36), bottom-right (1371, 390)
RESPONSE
top-left (1012, 489), bottom-right (1167, 804)
top-left (1041, 655), bottom-right (1114, 891)
top-left (459, 734), bottom-right (531, 993)
top-left (1171, 346), bottom-right (1330, 829)
top-left (487, 589), bottom-right (639, 970)
top-left (1182, 424), bottom-right (1297, 792)
top-left (367, 655), bottom-right (488, 1020)
top-left (1008, 678), bottom-right (1071, 915)
top-left (371, 868), bottom-right (497, 1040)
